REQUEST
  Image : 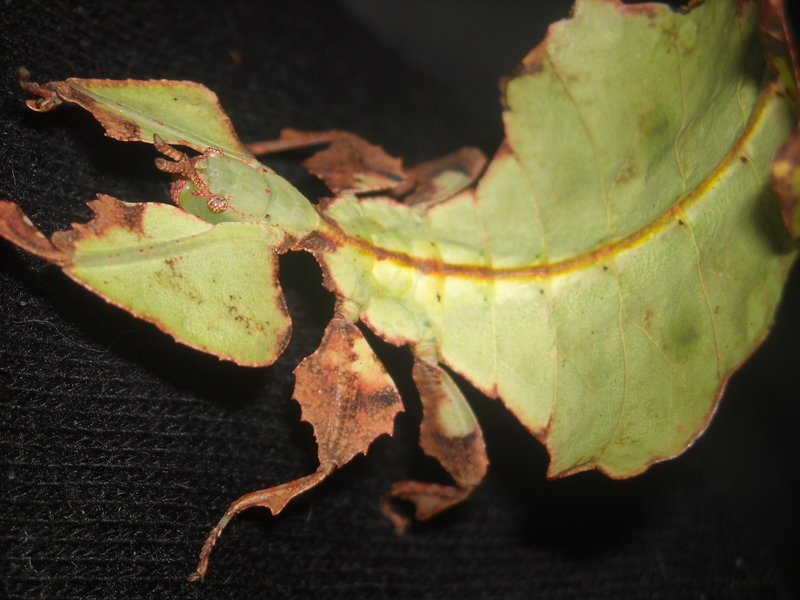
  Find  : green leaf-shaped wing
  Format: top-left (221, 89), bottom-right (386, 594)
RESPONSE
top-left (311, 0), bottom-right (798, 477)
top-left (22, 75), bottom-right (251, 158)
top-left (0, 196), bottom-right (290, 366)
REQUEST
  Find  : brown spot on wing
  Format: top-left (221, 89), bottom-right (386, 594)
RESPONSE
top-left (51, 194), bottom-right (146, 253)
top-left (46, 81), bottom-right (143, 141)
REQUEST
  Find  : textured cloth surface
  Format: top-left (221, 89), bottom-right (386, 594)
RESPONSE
top-left (1, 2), bottom-right (799, 599)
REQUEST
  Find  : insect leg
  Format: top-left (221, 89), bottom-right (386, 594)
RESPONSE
top-left (382, 354), bottom-right (488, 534)
top-left (188, 461), bottom-right (336, 582)
top-left (392, 146), bottom-right (487, 207)
top-left (248, 128), bottom-right (406, 195)
top-left (152, 135), bottom-right (229, 212)
top-left (245, 128), bottom-right (340, 155)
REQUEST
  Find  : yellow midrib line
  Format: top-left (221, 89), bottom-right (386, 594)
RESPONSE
top-left (316, 83), bottom-right (777, 282)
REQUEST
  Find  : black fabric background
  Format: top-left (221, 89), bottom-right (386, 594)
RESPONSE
top-left (1, 2), bottom-right (798, 598)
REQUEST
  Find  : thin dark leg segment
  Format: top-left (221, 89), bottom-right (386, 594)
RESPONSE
top-left (188, 461), bottom-right (336, 582)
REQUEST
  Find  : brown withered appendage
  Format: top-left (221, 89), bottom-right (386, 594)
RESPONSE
top-left (188, 462), bottom-right (337, 582)
top-left (17, 68), bottom-right (63, 112)
top-left (189, 311), bottom-right (403, 581)
top-left (247, 128), bottom-right (407, 194)
top-left (382, 357), bottom-right (488, 533)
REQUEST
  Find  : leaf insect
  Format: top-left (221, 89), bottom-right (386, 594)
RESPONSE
top-left (0, 0), bottom-right (798, 581)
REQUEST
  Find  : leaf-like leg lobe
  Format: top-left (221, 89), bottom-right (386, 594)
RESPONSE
top-left (293, 312), bottom-right (403, 467)
top-left (247, 128), bottom-right (407, 194)
top-left (249, 129), bottom-right (486, 203)
top-left (393, 146), bottom-right (487, 206)
top-left (383, 358), bottom-right (488, 534)
top-left (772, 125), bottom-right (800, 238)
top-left (191, 313), bottom-right (402, 581)
top-left (188, 462), bottom-right (336, 582)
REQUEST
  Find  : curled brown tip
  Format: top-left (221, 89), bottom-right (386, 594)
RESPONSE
top-left (17, 69), bottom-right (63, 112)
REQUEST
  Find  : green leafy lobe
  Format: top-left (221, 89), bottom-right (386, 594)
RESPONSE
top-left (0, 195), bottom-right (291, 365)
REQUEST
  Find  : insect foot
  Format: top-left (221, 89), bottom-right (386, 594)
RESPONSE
top-left (153, 135), bottom-right (228, 213)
